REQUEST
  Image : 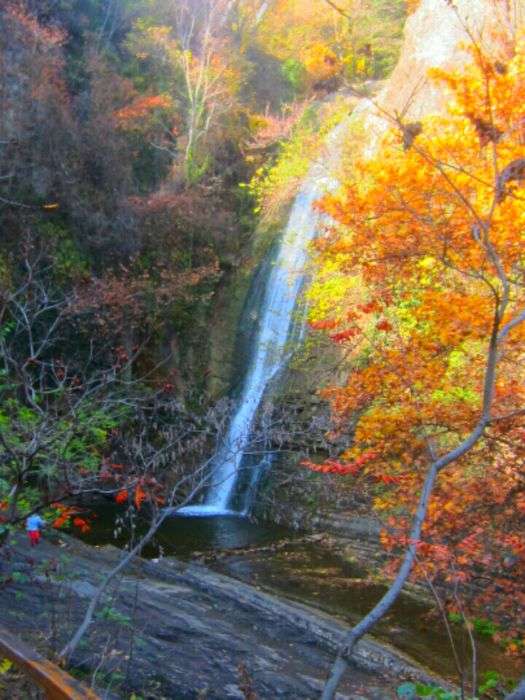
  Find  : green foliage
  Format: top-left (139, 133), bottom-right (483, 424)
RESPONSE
top-left (11, 571), bottom-right (30, 585)
top-left (0, 659), bottom-right (13, 675)
top-left (248, 98), bottom-right (349, 223)
top-left (366, 0), bottom-right (406, 77)
top-left (396, 682), bottom-right (459, 700)
top-left (447, 613), bottom-right (499, 638)
top-left (372, 44), bottom-right (399, 78)
top-left (399, 669), bottom-right (516, 698)
top-left (417, 687), bottom-right (457, 700)
top-left (473, 618), bottom-right (499, 637)
top-left (432, 386), bottom-right (480, 405)
top-left (97, 605), bottom-right (132, 626)
top-left (58, 406), bottom-right (124, 472)
top-left (479, 671), bottom-right (503, 694)
top-left (38, 221), bottom-right (89, 283)
top-left (185, 148), bottom-right (211, 186)
top-left (0, 358), bottom-right (129, 520)
top-left (281, 58), bottom-right (306, 93)
top-left (447, 612), bottom-right (463, 625)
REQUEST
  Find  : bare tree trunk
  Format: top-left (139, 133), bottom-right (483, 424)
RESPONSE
top-left (58, 516), bottom-right (161, 663)
top-left (321, 446), bottom-right (474, 699)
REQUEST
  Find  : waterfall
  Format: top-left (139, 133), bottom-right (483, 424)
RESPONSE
top-left (178, 115), bottom-right (350, 518)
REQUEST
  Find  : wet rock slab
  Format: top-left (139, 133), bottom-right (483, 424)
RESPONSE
top-left (0, 534), bottom-right (440, 699)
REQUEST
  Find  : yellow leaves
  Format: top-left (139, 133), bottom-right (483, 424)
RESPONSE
top-left (256, 0), bottom-right (346, 64)
top-left (0, 658), bottom-right (13, 675)
top-left (303, 42), bottom-right (340, 82)
top-left (249, 99), bottom-right (349, 223)
top-left (255, 0), bottom-right (404, 88)
top-left (355, 56), bottom-right (367, 75)
top-left (443, 500), bottom-right (459, 514)
top-left (373, 496), bottom-right (391, 511)
top-left (247, 112), bottom-right (268, 132)
top-left (144, 24), bottom-right (171, 45)
top-left (307, 272), bottom-right (358, 325)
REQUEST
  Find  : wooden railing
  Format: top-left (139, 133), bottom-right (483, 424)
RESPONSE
top-left (0, 625), bottom-right (99, 699)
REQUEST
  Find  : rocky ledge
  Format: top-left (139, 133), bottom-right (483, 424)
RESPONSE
top-left (0, 532), bottom-right (445, 699)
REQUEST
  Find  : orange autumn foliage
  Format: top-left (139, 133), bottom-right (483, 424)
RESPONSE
top-left (115, 489), bottom-right (128, 505)
top-left (302, 451), bottom-right (377, 476)
top-left (51, 505), bottom-right (92, 533)
top-left (404, 0), bottom-right (420, 14)
top-left (114, 94), bottom-right (172, 125)
top-left (307, 34), bottom-right (525, 644)
top-left (114, 478), bottom-right (164, 510)
top-left (134, 483), bottom-right (147, 510)
top-left (72, 517), bottom-right (91, 534)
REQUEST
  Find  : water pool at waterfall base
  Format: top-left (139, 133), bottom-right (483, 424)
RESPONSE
top-left (78, 500), bottom-right (291, 558)
top-left (74, 500), bottom-right (523, 687)
top-left (174, 504), bottom-right (239, 517)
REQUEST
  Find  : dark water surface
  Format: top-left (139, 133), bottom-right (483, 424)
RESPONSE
top-left (79, 501), bottom-right (291, 558)
top-left (79, 502), bottom-right (523, 685)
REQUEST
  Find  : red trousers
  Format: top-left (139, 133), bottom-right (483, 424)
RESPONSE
top-left (27, 530), bottom-right (41, 546)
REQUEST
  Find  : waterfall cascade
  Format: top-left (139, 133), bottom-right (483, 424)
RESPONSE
top-left (178, 115), bottom-right (350, 518)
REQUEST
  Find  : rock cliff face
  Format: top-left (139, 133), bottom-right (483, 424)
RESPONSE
top-left (358, 0), bottom-right (524, 153)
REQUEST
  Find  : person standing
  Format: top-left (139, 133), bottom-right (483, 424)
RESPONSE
top-left (26, 513), bottom-right (45, 546)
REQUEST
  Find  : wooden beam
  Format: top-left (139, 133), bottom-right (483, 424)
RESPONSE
top-left (0, 625), bottom-right (99, 700)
